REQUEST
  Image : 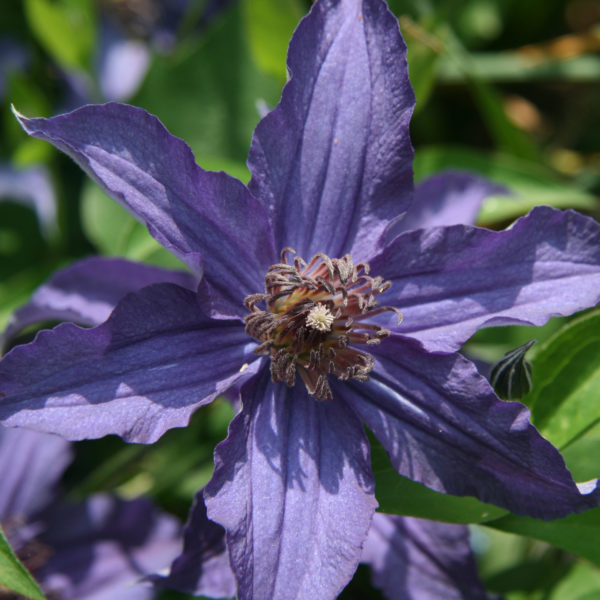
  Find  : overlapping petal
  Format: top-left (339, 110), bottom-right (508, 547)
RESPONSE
top-left (205, 371), bottom-right (377, 600)
top-left (342, 335), bottom-right (600, 520)
top-left (1, 256), bottom-right (197, 350)
top-left (248, 0), bottom-right (414, 260)
top-left (362, 513), bottom-right (488, 600)
top-left (0, 426), bottom-right (71, 521)
top-left (39, 494), bottom-right (181, 600)
top-left (153, 489), bottom-right (236, 598)
top-left (371, 206), bottom-right (600, 352)
top-left (386, 170), bottom-right (508, 238)
top-left (0, 283), bottom-right (257, 443)
top-left (0, 426), bottom-right (182, 600)
top-left (14, 103), bottom-right (276, 318)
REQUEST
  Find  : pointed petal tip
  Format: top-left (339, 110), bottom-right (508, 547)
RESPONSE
top-left (373, 205), bottom-right (600, 353)
top-left (249, 0), bottom-right (415, 259)
top-left (0, 283), bottom-right (254, 444)
top-left (10, 103), bottom-right (28, 127)
top-left (353, 338), bottom-right (600, 520)
top-left (577, 478), bottom-right (599, 496)
top-left (9, 101), bottom-right (276, 311)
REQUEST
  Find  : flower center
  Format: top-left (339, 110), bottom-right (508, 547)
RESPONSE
top-left (244, 248), bottom-right (401, 401)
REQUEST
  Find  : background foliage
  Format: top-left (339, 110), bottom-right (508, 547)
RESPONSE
top-left (1, 0), bottom-right (599, 598)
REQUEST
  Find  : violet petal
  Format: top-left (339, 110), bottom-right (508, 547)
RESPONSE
top-left (0, 283), bottom-right (256, 443)
top-left (0, 426), bottom-right (71, 521)
top-left (248, 0), bottom-right (414, 261)
top-left (153, 489), bottom-right (236, 598)
top-left (205, 371), bottom-right (377, 600)
top-left (371, 206), bottom-right (600, 353)
top-left (39, 494), bottom-right (181, 600)
top-left (388, 170), bottom-right (508, 238)
top-left (342, 335), bottom-right (600, 520)
top-left (14, 103), bottom-right (276, 318)
top-left (362, 513), bottom-right (488, 600)
top-left (1, 256), bottom-right (197, 350)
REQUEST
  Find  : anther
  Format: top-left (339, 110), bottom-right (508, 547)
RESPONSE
top-left (244, 251), bottom-right (402, 401)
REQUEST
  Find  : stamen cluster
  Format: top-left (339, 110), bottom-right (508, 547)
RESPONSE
top-left (244, 249), bottom-right (401, 400)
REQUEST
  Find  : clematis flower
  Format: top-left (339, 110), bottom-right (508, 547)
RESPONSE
top-left (361, 513), bottom-right (491, 600)
top-left (0, 426), bottom-right (181, 600)
top-left (2, 0), bottom-right (600, 598)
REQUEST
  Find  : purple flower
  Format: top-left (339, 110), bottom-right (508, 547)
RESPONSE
top-left (2, 0), bottom-right (600, 598)
top-left (0, 426), bottom-right (181, 600)
top-left (361, 513), bottom-right (491, 600)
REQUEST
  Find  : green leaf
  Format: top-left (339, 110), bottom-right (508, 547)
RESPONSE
top-left (80, 181), bottom-right (183, 269)
top-left (193, 156), bottom-right (251, 185)
top-left (486, 507), bottom-right (600, 566)
top-left (437, 30), bottom-right (541, 160)
top-left (562, 421), bottom-right (600, 482)
top-left (0, 268), bottom-right (53, 335)
top-left (132, 2), bottom-right (280, 166)
top-left (402, 17), bottom-right (444, 112)
top-left (455, 0), bottom-right (502, 44)
top-left (0, 524), bottom-right (46, 600)
top-left (242, 0), bottom-right (304, 83)
top-left (547, 560), bottom-right (600, 600)
top-left (3, 73), bottom-right (52, 162)
top-left (465, 320), bottom-right (566, 365)
top-left (523, 310), bottom-right (600, 450)
top-left (0, 201), bottom-right (58, 334)
top-left (437, 52), bottom-right (600, 83)
top-left (413, 146), bottom-right (597, 224)
top-left (24, 0), bottom-right (95, 72)
top-left (474, 525), bottom-right (572, 596)
top-left (371, 435), bottom-right (507, 523)
top-left (467, 76), bottom-right (540, 160)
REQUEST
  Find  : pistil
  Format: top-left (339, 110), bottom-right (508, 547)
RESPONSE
top-left (306, 303), bottom-right (335, 332)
